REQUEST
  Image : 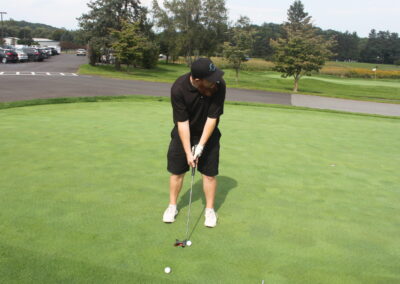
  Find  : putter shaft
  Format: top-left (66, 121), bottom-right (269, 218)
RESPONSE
top-left (185, 165), bottom-right (196, 241)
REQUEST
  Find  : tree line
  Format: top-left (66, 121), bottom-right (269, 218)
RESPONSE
top-left (2, 1), bottom-right (399, 67)
top-left (1, 19), bottom-right (86, 48)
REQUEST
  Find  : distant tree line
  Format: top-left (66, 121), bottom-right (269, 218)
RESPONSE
top-left (2, 3), bottom-right (399, 66)
top-left (1, 19), bottom-right (86, 49)
top-left (250, 26), bottom-right (400, 65)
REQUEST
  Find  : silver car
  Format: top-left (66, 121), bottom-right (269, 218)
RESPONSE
top-left (15, 49), bottom-right (29, 62)
top-left (76, 49), bottom-right (87, 56)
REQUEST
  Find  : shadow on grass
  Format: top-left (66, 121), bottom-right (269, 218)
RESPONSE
top-left (177, 175), bottom-right (238, 212)
top-left (176, 175), bottom-right (238, 240)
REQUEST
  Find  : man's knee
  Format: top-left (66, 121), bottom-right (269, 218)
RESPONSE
top-left (202, 175), bottom-right (216, 183)
top-left (171, 173), bottom-right (185, 182)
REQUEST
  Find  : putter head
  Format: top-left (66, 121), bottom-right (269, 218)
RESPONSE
top-left (174, 239), bottom-right (187, 248)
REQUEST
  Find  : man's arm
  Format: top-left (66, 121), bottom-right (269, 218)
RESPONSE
top-left (177, 120), bottom-right (196, 168)
top-left (192, 117), bottom-right (218, 161)
top-left (199, 117), bottom-right (218, 147)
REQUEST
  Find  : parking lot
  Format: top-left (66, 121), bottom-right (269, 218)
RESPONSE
top-left (0, 53), bottom-right (87, 73)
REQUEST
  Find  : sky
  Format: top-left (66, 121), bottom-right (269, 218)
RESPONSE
top-left (4, 0), bottom-right (400, 37)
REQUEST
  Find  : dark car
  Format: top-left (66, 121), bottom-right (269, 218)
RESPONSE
top-left (0, 49), bottom-right (18, 63)
top-left (38, 48), bottom-right (49, 60)
top-left (36, 48), bottom-right (49, 61)
top-left (23, 47), bottom-right (46, 62)
top-left (49, 47), bottom-right (59, 55)
top-left (23, 47), bottom-right (39, 62)
top-left (0, 50), bottom-right (5, 63)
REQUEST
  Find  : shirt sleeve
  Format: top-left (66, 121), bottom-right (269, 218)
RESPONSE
top-left (171, 86), bottom-right (189, 123)
top-left (208, 81), bottom-right (226, 119)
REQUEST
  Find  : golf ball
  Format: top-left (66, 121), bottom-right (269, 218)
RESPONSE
top-left (186, 240), bottom-right (192, 246)
top-left (164, 267), bottom-right (171, 274)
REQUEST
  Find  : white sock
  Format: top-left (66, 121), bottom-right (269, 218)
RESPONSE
top-left (205, 208), bottom-right (215, 213)
top-left (169, 204), bottom-right (177, 210)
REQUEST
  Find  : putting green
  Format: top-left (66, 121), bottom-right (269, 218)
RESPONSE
top-left (0, 100), bottom-right (399, 283)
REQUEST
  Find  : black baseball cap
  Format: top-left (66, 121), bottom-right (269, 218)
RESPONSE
top-left (191, 58), bottom-right (224, 83)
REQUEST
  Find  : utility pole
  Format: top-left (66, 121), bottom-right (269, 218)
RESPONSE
top-left (0, 12), bottom-right (7, 47)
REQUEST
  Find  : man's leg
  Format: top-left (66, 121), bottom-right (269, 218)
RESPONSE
top-left (202, 175), bottom-right (217, 209)
top-left (203, 175), bottom-right (218, 228)
top-left (163, 173), bottom-right (185, 223)
top-left (169, 174), bottom-right (185, 205)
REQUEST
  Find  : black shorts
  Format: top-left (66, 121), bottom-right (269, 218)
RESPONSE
top-left (167, 127), bottom-right (221, 176)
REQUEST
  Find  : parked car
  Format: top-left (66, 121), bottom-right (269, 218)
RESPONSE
top-left (49, 47), bottom-right (59, 55)
top-left (23, 47), bottom-right (39, 61)
top-left (35, 48), bottom-right (46, 61)
top-left (0, 49), bottom-right (5, 63)
top-left (0, 49), bottom-right (18, 63)
top-left (76, 49), bottom-right (87, 56)
top-left (38, 48), bottom-right (49, 59)
top-left (15, 49), bottom-right (29, 62)
top-left (43, 47), bottom-right (52, 57)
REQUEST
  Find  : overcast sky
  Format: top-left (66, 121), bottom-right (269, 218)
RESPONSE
top-left (4, 0), bottom-right (400, 37)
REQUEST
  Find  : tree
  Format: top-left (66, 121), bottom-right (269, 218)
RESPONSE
top-left (270, 1), bottom-right (334, 92)
top-left (360, 29), bottom-right (400, 64)
top-left (222, 16), bottom-right (254, 83)
top-left (78, 0), bottom-right (145, 68)
top-left (200, 0), bottom-right (228, 57)
top-left (152, 0), bottom-right (228, 64)
top-left (152, 0), bottom-right (180, 63)
top-left (328, 31), bottom-right (360, 61)
top-left (111, 21), bottom-right (159, 70)
top-left (252, 23), bottom-right (283, 59)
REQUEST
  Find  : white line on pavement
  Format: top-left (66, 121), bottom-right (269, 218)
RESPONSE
top-left (0, 71), bottom-right (79, 77)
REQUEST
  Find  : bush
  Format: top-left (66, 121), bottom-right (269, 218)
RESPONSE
top-left (140, 42), bottom-right (159, 69)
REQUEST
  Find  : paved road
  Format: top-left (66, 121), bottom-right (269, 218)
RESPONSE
top-left (1, 54), bottom-right (399, 116)
top-left (0, 53), bottom-right (86, 73)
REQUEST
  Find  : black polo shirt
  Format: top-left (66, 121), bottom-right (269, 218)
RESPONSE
top-left (171, 73), bottom-right (226, 137)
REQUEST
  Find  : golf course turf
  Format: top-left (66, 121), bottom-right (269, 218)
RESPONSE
top-left (0, 97), bottom-right (399, 283)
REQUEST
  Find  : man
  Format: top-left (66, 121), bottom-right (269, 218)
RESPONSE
top-left (163, 58), bottom-right (226, 228)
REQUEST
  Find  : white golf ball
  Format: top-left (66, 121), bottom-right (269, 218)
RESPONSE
top-left (164, 267), bottom-right (171, 274)
top-left (186, 240), bottom-right (192, 246)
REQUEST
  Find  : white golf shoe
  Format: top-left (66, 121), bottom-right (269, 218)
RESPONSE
top-left (163, 205), bottom-right (178, 223)
top-left (204, 208), bottom-right (218, 228)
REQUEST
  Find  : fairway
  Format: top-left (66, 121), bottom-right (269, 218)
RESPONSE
top-left (0, 99), bottom-right (399, 283)
top-left (265, 73), bottom-right (400, 88)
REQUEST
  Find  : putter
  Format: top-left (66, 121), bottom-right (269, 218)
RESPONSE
top-left (174, 164), bottom-right (196, 248)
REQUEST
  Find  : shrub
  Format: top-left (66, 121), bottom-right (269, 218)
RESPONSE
top-left (140, 42), bottom-right (159, 69)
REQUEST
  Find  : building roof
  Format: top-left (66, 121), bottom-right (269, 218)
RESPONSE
top-left (33, 38), bottom-right (55, 42)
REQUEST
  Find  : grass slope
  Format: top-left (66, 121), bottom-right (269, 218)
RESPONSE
top-left (0, 99), bottom-right (399, 283)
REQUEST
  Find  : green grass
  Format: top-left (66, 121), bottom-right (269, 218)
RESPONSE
top-left (1, 97), bottom-right (399, 283)
top-left (78, 63), bottom-right (400, 104)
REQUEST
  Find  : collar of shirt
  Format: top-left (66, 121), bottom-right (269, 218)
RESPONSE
top-left (185, 73), bottom-right (199, 93)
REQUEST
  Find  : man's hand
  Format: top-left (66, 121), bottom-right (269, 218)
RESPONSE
top-left (186, 152), bottom-right (196, 168)
top-left (192, 144), bottom-right (204, 160)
